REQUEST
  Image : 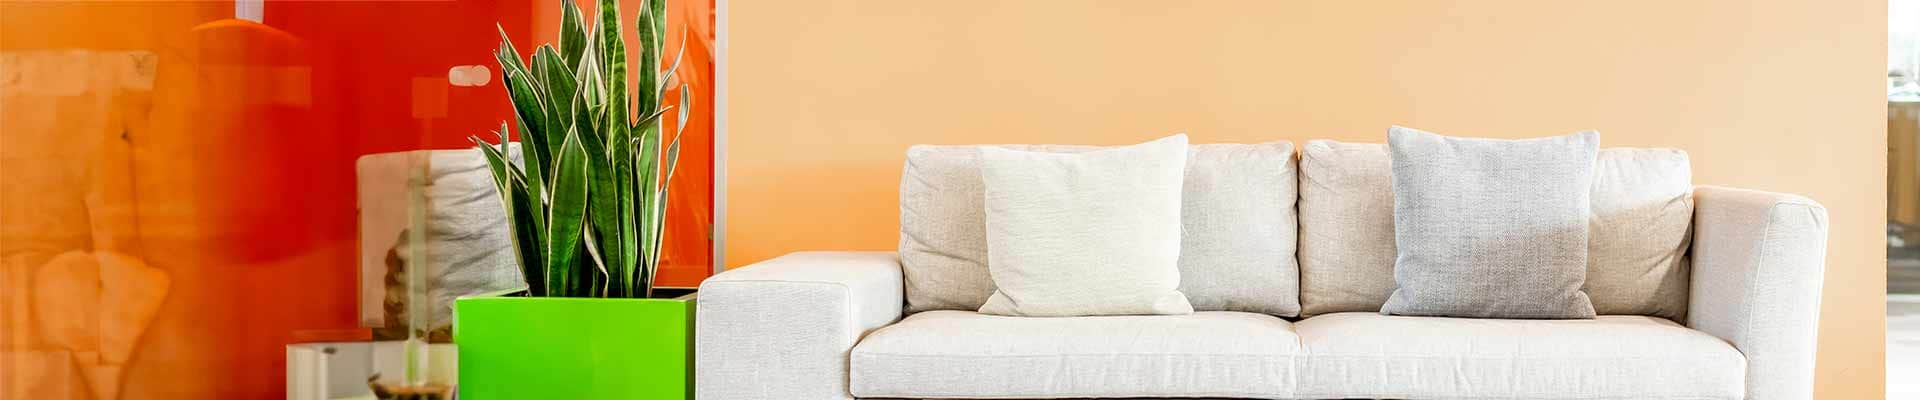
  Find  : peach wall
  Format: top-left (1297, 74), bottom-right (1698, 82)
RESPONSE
top-left (727, 0), bottom-right (1887, 398)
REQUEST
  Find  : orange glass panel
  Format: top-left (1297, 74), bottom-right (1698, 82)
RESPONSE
top-left (0, 1), bottom-right (715, 398)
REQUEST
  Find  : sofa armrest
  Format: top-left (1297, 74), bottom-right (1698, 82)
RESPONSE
top-left (1686, 185), bottom-right (1829, 400)
top-left (695, 251), bottom-right (904, 400)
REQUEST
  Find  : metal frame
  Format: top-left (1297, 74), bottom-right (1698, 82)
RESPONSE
top-left (712, 0), bottom-right (729, 275)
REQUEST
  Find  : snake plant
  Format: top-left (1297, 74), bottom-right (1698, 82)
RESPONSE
top-left (473, 0), bottom-right (689, 298)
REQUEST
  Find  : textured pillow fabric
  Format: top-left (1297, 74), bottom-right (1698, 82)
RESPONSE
top-left (1297, 141), bottom-right (1693, 319)
top-left (897, 144), bottom-right (1093, 313)
top-left (1380, 126), bottom-right (1598, 319)
top-left (1587, 149), bottom-right (1693, 319)
top-left (1175, 143), bottom-right (1300, 316)
top-left (899, 141), bottom-right (1301, 316)
top-left (1296, 140), bottom-right (1398, 317)
top-left (977, 134), bottom-right (1193, 317)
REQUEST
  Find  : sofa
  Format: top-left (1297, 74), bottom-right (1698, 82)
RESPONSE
top-left (695, 140), bottom-right (1828, 400)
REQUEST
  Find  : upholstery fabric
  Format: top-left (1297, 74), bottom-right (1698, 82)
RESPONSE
top-left (1587, 148), bottom-right (1693, 320)
top-left (1381, 126), bottom-right (1599, 319)
top-left (694, 251), bottom-right (903, 400)
top-left (1295, 312), bottom-right (1745, 400)
top-left (1300, 140), bottom-right (1690, 319)
top-left (897, 143), bottom-right (1090, 313)
top-left (1297, 140), bottom-right (1398, 317)
top-left (1176, 143), bottom-right (1300, 316)
top-left (1687, 186), bottom-right (1828, 400)
top-left (899, 141), bottom-right (1300, 316)
top-left (977, 134), bottom-right (1193, 316)
top-left (849, 310), bottom-right (1301, 399)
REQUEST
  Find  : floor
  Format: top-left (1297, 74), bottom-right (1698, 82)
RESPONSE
top-left (1892, 294), bottom-right (1919, 398)
top-left (1890, 239), bottom-right (1919, 398)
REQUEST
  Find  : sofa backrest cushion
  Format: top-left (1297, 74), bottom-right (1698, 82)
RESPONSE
top-left (1297, 140), bottom-right (1692, 320)
top-left (899, 141), bottom-right (1301, 317)
top-left (1587, 148), bottom-right (1693, 319)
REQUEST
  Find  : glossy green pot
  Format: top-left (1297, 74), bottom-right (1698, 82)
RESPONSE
top-left (454, 293), bottom-right (693, 399)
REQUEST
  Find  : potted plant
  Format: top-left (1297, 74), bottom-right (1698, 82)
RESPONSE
top-left (455, 0), bottom-right (694, 398)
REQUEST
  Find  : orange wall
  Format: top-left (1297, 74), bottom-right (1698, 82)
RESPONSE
top-left (726, 1), bottom-right (1887, 398)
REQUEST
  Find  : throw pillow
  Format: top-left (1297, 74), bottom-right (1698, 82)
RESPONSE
top-left (1587, 148), bottom-right (1693, 319)
top-left (1298, 141), bottom-right (1694, 319)
top-left (1296, 140), bottom-right (1398, 317)
top-left (899, 142), bottom-right (1301, 317)
top-left (977, 134), bottom-right (1194, 316)
top-left (1379, 126), bottom-right (1598, 319)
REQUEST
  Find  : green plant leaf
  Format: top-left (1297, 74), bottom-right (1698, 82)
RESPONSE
top-left (635, 120), bottom-right (660, 274)
top-left (649, 0), bottom-right (666, 57)
top-left (595, 0), bottom-right (629, 140)
top-left (480, 0), bottom-right (684, 298)
top-left (631, 107), bottom-right (668, 266)
top-left (635, 0), bottom-right (660, 116)
top-left (474, 139), bottom-right (547, 296)
top-left (503, 120), bottom-right (546, 208)
top-left (559, 0), bottom-right (589, 70)
top-left (494, 24), bottom-right (530, 77)
top-left (473, 134), bottom-right (509, 191)
top-left (573, 31), bottom-right (605, 154)
top-left (578, 112), bottom-right (625, 298)
top-left (648, 84), bottom-right (689, 283)
top-left (676, 83), bottom-right (691, 136)
top-left (503, 69), bottom-right (549, 159)
top-left (506, 103), bottom-right (549, 201)
top-left (628, 103), bottom-right (669, 291)
top-left (531, 46), bottom-right (572, 174)
top-left (547, 127), bottom-right (590, 297)
top-left (658, 26), bottom-right (687, 96)
top-left (614, 136), bottom-right (639, 296)
top-left (581, 217), bottom-right (611, 296)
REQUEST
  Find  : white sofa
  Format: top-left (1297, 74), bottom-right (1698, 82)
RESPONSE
top-left (695, 142), bottom-right (1828, 400)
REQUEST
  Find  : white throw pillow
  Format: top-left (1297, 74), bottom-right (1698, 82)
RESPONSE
top-left (977, 134), bottom-right (1195, 317)
top-left (1380, 126), bottom-right (1598, 319)
top-left (897, 142), bottom-right (1301, 317)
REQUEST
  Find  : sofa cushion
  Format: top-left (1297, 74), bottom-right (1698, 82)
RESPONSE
top-left (1297, 141), bottom-right (1694, 320)
top-left (977, 134), bottom-right (1193, 317)
top-left (1381, 127), bottom-right (1599, 319)
top-left (1177, 143), bottom-right (1301, 316)
top-left (1587, 148), bottom-right (1693, 319)
top-left (849, 310), bottom-right (1301, 399)
top-left (1295, 312), bottom-right (1744, 399)
top-left (899, 141), bottom-right (1301, 316)
top-left (1297, 140), bottom-right (1398, 317)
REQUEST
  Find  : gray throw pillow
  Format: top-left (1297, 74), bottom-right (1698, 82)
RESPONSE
top-left (1298, 142), bottom-right (1693, 320)
top-left (1380, 126), bottom-right (1598, 319)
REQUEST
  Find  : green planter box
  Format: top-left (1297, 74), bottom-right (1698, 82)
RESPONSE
top-left (454, 294), bottom-right (694, 399)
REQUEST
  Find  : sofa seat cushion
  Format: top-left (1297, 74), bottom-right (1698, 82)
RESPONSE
top-left (849, 310), bottom-right (1301, 399)
top-left (1295, 312), bottom-right (1745, 400)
